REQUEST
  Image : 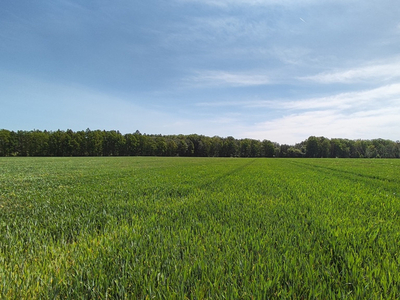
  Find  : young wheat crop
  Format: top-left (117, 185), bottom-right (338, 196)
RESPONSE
top-left (1, 157), bottom-right (399, 299)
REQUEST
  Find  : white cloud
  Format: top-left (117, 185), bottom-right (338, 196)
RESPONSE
top-left (195, 83), bottom-right (400, 143)
top-left (196, 83), bottom-right (400, 110)
top-left (300, 59), bottom-right (400, 83)
top-left (243, 105), bottom-right (400, 144)
top-left (187, 70), bottom-right (271, 87)
top-left (281, 84), bottom-right (400, 110)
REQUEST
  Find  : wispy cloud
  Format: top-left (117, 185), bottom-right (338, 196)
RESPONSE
top-left (187, 70), bottom-right (271, 87)
top-left (300, 59), bottom-right (400, 83)
top-left (196, 83), bottom-right (400, 143)
top-left (196, 83), bottom-right (400, 110)
top-left (282, 84), bottom-right (400, 110)
top-left (243, 105), bottom-right (400, 144)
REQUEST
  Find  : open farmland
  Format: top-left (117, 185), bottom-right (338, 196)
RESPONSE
top-left (1, 157), bottom-right (400, 299)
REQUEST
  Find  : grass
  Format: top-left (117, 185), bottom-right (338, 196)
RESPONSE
top-left (1, 157), bottom-right (400, 299)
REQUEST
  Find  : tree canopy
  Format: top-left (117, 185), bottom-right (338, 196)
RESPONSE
top-left (0, 129), bottom-right (399, 158)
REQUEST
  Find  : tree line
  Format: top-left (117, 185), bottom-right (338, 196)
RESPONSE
top-left (0, 129), bottom-right (399, 158)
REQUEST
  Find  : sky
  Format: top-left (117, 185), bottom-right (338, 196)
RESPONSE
top-left (1, 0), bottom-right (400, 144)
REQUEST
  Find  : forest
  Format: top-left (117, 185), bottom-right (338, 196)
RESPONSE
top-left (0, 129), bottom-right (399, 158)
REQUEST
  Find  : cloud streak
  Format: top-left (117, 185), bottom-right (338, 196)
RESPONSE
top-left (187, 70), bottom-right (271, 87)
top-left (300, 59), bottom-right (400, 83)
top-left (244, 105), bottom-right (400, 144)
top-left (196, 83), bottom-right (400, 143)
top-left (196, 83), bottom-right (400, 110)
top-left (282, 84), bottom-right (400, 110)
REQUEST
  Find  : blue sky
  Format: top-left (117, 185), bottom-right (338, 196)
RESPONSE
top-left (1, 0), bottom-right (399, 144)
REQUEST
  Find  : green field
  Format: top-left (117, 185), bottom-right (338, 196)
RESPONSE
top-left (1, 157), bottom-right (400, 299)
